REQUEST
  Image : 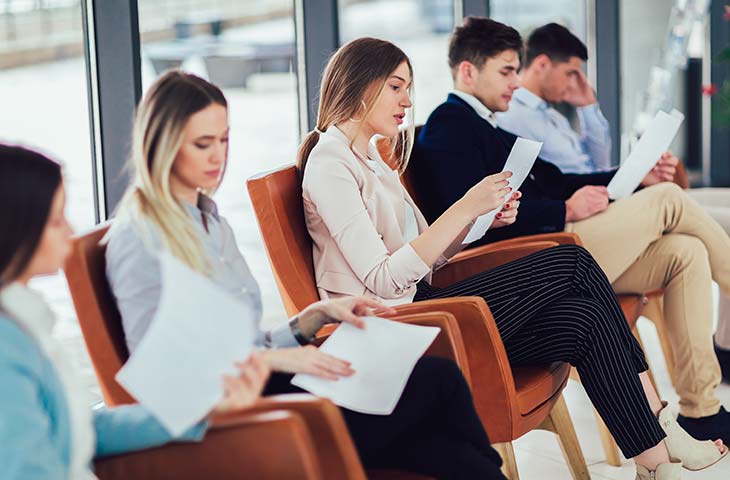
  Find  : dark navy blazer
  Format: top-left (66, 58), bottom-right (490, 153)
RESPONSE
top-left (411, 93), bottom-right (616, 245)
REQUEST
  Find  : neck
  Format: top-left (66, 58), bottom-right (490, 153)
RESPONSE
top-left (336, 120), bottom-right (374, 159)
top-left (453, 82), bottom-right (475, 97)
top-left (169, 177), bottom-right (199, 207)
top-left (520, 72), bottom-right (544, 100)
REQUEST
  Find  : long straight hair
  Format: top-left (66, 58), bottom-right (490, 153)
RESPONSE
top-left (0, 145), bottom-right (62, 287)
top-left (297, 37), bottom-right (415, 176)
top-left (116, 70), bottom-right (227, 273)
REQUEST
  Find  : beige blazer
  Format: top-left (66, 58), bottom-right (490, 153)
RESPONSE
top-left (302, 126), bottom-right (449, 306)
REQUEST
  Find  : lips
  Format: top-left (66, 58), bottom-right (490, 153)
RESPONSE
top-left (394, 113), bottom-right (405, 125)
top-left (205, 169), bottom-right (221, 178)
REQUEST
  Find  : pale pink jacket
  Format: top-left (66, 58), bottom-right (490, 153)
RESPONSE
top-left (302, 126), bottom-right (448, 306)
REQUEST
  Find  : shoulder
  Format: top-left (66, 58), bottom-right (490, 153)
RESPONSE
top-left (303, 133), bottom-right (363, 188)
top-left (0, 316), bottom-right (45, 376)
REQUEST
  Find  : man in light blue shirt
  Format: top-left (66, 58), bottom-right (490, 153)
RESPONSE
top-left (498, 22), bottom-right (730, 383)
top-left (496, 23), bottom-right (614, 174)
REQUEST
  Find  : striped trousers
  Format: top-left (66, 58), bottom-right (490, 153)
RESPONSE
top-left (414, 244), bottom-right (666, 458)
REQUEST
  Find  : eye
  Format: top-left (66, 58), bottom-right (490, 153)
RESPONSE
top-left (390, 84), bottom-right (400, 92)
top-left (221, 137), bottom-right (229, 144)
top-left (195, 142), bottom-right (211, 149)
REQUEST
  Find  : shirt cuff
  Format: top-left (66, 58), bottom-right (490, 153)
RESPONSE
top-left (577, 103), bottom-right (608, 126)
top-left (389, 242), bottom-right (432, 288)
top-left (267, 323), bottom-right (300, 348)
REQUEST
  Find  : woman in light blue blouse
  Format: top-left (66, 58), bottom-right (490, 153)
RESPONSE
top-left (0, 144), bottom-right (269, 480)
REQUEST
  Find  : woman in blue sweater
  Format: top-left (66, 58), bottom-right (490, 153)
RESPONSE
top-left (0, 144), bottom-right (270, 479)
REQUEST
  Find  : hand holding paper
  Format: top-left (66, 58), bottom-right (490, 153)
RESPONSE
top-left (607, 110), bottom-right (684, 200)
top-left (292, 317), bottom-right (440, 415)
top-left (116, 252), bottom-right (258, 436)
top-left (463, 137), bottom-right (542, 244)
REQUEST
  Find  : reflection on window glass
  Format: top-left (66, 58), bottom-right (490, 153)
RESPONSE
top-left (489, 0), bottom-right (587, 41)
top-left (0, 1), bottom-right (98, 399)
top-left (138, 0), bottom-right (295, 329)
top-left (339, 0), bottom-right (455, 125)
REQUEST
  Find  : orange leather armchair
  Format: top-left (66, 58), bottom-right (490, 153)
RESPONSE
top-left (247, 165), bottom-right (590, 479)
top-left (63, 225), bottom-right (468, 480)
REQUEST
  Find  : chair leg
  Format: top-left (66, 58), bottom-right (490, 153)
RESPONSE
top-left (492, 442), bottom-right (519, 480)
top-left (631, 326), bottom-right (660, 396)
top-left (592, 406), bottom-right (622, 467)
top-left (641, 295), bottom-right (676, 386)
top-left (538, 394), bottom-right (591, 479)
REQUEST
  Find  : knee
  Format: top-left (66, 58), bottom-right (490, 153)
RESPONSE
top-left (662, 235), bottom-right (709, 271)
top-left (649, 181), bottom-right (685, 204)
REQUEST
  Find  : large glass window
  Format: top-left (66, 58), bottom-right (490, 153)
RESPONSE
top-left (489, 0), bottom-right (588, 41)
top-left (138, 0), bottom-right (296, 329)
top-left (0, 1), bottom-right (98, 399)
top-left (338, 0), bottom-right (456, 125)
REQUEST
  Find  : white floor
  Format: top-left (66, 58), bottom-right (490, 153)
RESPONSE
top-left (510, 313), bottom-right (730, 479)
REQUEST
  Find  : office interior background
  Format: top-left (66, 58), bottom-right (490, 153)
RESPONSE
top-left (1, 0), bottom-right (729, 477)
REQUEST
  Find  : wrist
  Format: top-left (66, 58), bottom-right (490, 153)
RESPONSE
top-left (451, 198), bottom-right (478, 226)
top-left (296, 307), bottom-right (324, 340)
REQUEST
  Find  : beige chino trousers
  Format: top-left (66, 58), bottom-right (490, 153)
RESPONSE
top-left (566, 182), bottom-right (730, 417)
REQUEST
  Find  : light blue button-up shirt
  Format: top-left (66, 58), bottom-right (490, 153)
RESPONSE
top-left (496, 87), bottom-right (612, 174)
top-left (105, 194), bottom-right (299, 354)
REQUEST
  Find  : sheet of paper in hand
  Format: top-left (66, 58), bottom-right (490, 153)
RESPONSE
top-left (292, 316), bottom-right (439, 415)
top-left (116, 251), bottom-right (256, 436)
top-left (607, 109), bottom-right (684, 200)
top-left (463, 137), bottom-right (542, 244)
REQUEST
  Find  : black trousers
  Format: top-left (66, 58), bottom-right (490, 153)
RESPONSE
top-left (415, 244), bottom-right (666, 458)
top-left (264, 356), bottom-right (506, 480)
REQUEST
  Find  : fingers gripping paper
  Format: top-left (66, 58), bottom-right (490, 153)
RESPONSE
top-left (116, 252), bottom-right (256, 436)
top-left (463, 137), bottom-right (542, 244)
top-left (607, 110), bottom-right (684, 200)
top-left (291, 317), bottom-right (440, 415)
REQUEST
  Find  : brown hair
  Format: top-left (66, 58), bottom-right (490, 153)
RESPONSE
top-left (448, 17), bottom-right (523, 78)
top-left (296, 37), bottom-right (414, 176)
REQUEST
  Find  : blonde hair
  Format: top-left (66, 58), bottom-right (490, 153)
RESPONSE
top-left (297, 37), bottom-right (415, 176)
top-left (117, 70), bottom-right (227, 273)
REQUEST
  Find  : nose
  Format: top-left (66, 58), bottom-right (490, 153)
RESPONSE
top-left (512, 73), bottom-right (522, 90)
top-left (211, 142), bottom-right (226, 165)
top-left (401, 93), bottom-right (412, 109)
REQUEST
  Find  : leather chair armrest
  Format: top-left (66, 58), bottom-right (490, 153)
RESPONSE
top-left (386, 297), bottom-right (517, 439)
top-left (94, 409), bottom-right (321, 480)
top-left (481, 232), bottom-right (583, 247)
top-left (384, 311), bottom-right (471, 387)
top-left (432, 241), bottom-right (558, 288)
top-left (229, 394), bottom-right (367, 480)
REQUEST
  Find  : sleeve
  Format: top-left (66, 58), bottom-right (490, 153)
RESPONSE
top-left (577, 103), bottom-right (612, 171)
top-left (265, 324), bottom-right (299, 348)
top-left (305, 156), bottom-right (430, 299)
top-left (562, 169), bottom-right (618, 197)
top-left (94, 405), bottom-right (207, 458)
top-left (105, 223), bottom-right (163, 354)
top-left (0, 352), bottom-right (67, 480)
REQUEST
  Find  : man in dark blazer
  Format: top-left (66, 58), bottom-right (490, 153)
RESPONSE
top-left (411, 16), bottom-right (730, 443)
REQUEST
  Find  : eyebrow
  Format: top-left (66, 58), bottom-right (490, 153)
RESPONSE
top-left (500, 65), bottom-right (518, 71)
top-left (194, 128), bottom-right (230, 141)
top-left (390, 75), bottom-right (411, 87)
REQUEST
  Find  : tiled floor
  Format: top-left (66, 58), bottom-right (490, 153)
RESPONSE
top-left (510, 302), bottom-right (730, 479)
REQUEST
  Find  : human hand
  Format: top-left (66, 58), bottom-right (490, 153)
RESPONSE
top-left (213, 352), bottom-right (270, 414)
top-left (563, 70), bottom-right (596, 107)
top-left (261, 346), bottom-right (355, 380)
top-left (641, 151), bottom-right (678, 187)
top-left (461, 171), bottom-right (513, 219)
top-left (492, 190), bottom-right (521, 229)
top-left (296, 296), bottom-right (397, 339)
top-left (565, 185), bottom-right (609, 222)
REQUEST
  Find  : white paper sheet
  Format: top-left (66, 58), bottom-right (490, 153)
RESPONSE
top-left (607, 109), bottom-right (685, 200)
top-left (116, 252), bottom-right (256, 436)
top-left (291, 317), bottom-right (440, 415)
top-left (462, 137), bottom-right (542, 244)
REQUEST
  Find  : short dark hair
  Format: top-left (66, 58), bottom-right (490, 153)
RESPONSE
top-left (0, 144), bottom-right (62, 286)
top-left (448, 17), bottom-right (522, 75)
top-left (525, 23), bottom-right (587, 67)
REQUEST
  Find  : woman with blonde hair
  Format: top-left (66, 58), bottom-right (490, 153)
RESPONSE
top-left (298, 37), bottom-right (726, 479)
top-left (105, 70), bottom-right (507, 478)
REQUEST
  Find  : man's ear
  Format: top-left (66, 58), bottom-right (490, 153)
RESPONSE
top-left (532, 54), bottom-right (552, 74)
top-left (457, 60), bottom-right (475, 86)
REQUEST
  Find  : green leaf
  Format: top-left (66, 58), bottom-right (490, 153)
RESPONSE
top-left (718, 47), bottom-right (730, 63)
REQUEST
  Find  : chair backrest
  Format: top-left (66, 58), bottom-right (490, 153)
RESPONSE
top-left (247, 165), bottom-right (321, 316)
top-left (64, 224), bottom-right (135, 406)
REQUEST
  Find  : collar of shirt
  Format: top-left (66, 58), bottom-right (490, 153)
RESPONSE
top-left (181, 192), bottom-right (220, 223)
top-left (512, 87), bottom-right (548, 111)
top-left (451, 89), bottom-right (498, 128)
top-left (324, 125), bottom-right (391, 175)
